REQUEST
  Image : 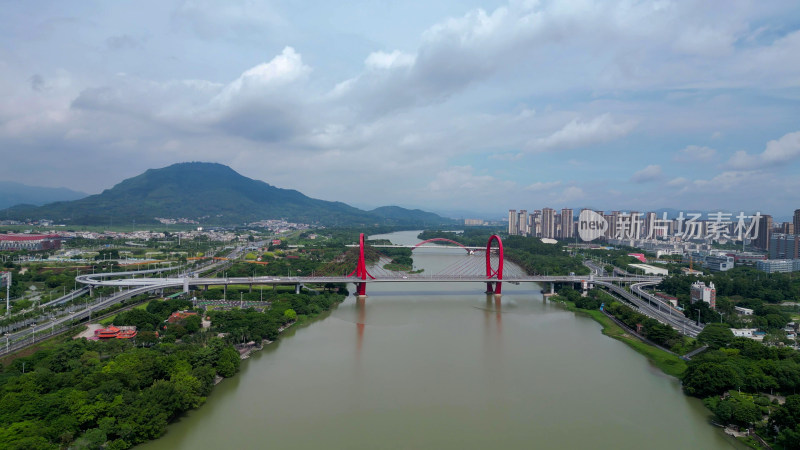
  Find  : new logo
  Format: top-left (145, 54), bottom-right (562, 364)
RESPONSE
top-left (578, 210), bottom-right (608, 242)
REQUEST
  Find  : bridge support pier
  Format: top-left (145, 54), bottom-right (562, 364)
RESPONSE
top-left (249, 284), bottom-right (252, 293)
top-left (89, 286), bottom-right (93, 297)
top-left (295, 284), bottom-right (301, 295)
top-left (356, 282), bottom-right (366, 298)
top-left (484, 281), bottom-right (502, 296)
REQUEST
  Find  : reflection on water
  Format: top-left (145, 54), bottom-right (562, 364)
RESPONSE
top-left (141, 230), bottom-right (744, 450)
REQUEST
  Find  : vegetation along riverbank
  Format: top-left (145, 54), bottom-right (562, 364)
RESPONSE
top-left (0, 289), bottom-right (346, 449)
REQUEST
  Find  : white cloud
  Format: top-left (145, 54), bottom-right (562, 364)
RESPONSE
top-left (524, 180), bottom-right (561, 191)
top-left (674, 145), bottom-right (716, 162)
top-left (529, 114), bottom-right (636, 152)
top-left (3, 0), bottom-right (800, 215)
top-left (427, 166), bottom-right (497, 192)
top-left (666, 177), bottom-right (688, 187)
top-left (557, 186), bottom-right (585, 203)
top-left (630, 164), bottom-right (662, 183)
top-left (213, 47), bottom-right (311, 105)
top-left (727, 131), bottom-right (800, 169)
top-left (365, 51), bottom-right (416, 70)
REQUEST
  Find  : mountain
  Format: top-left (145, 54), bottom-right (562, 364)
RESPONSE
top-left (369, 206), bottom-right (453, 226)
top-left (0, 181), bottom-right (87, 210)
top-left (1, 162), bottom-right (454, 227)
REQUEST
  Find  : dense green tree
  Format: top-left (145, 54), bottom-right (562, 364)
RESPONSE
top-left (215, 347), bottom-right (240, 378)
top-left (114, 309), bottom-right (162, 331)
top-left (731, 401), bottom-right (761, 426)
top-left (682, 361), bottom-right (742, 397)
top-left (697, 323), bottom-right (734, 349)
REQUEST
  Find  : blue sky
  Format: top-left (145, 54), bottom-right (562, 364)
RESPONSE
top-left (1, 0), bottom-right (800, 218)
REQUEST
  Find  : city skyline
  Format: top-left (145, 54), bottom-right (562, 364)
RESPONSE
top-left (2, 1), bottom-right (800, 215)
top-left (506, 207), bottom-right (800, 239)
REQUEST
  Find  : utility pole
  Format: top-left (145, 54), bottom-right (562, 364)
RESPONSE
top-left (4, 272), bottom-right (10, 316)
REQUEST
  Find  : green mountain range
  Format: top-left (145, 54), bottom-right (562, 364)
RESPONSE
top-left (1, 162), bottom-right (453, 227)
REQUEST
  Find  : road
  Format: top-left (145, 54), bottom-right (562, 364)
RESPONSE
top-left (596, 281), bottom-right (703, 337)
top-left (1, 247), bottom-right (246, 356)
top-left (583, 259), bottom-right (703, 337)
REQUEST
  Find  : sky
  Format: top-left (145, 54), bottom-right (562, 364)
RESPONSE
top-left (2, 0), bottom-right (800, 219)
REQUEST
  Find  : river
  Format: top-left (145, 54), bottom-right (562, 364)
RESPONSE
top-left (141, 230), bottom-right (742, 449)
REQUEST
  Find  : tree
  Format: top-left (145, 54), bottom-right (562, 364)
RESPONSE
top-left (215, 346), bottom-right (240, 378)
top-left (137, 331), bottom-right (159, 347)
top-left (283, 309), bottom-right (297, 322)
top-left (184, 314), bottom-right (202, 333)
top-left (682, 362), bottom-right (742, 397)
top-left (715, 400), bottom-right (733, 424)
top-left (697, 323), bottom-right (734, 349)
top-left (732, 401), bottom-right (761, 426)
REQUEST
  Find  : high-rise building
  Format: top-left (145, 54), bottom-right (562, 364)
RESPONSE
top-left (560, 208), bottom-right (574, 239)
top-left (609, 211), bottom-right (620, 239)
top-left (794, 209), bottom-right (800, 236)
top-left (519, 210), bottom-right (528, 236)
top-left (691, 281), bottom-right (716, 309)
top-left (779, 222), bottom-right (794, 235)
top-left (531, 210), bottom-right (541, 237)
top-left (644, 212), bottom-right (657, 238)
top-left (770, 233), bottom-right (800, 260)
top-left (541, 208), bottom-right (556, 239)
top-left (603, 213), bottom-right (614, 239)
top-left (508, 210), bottom-right (518, 235)
top-left (755, 215), bottom-right (773, 250)
top-left (629, 211), bottom-right (642, 239)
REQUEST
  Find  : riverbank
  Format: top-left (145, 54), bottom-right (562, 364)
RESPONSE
top-left (554, 298), bottom-right (687, 378)
top-left (551, 298), bottom-right (762, 448)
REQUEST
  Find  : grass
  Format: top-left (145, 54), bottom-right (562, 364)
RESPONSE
top-left (559, 299), bottom-right (688, 378)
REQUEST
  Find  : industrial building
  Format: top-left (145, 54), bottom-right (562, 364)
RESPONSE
top-left (0, 234), bottom-right (62, 251)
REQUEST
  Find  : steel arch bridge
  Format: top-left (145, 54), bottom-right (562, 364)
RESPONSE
top-left (349, 233), bottom-right (504, 297)
top-left (412, 238), bottom-right (471, 252)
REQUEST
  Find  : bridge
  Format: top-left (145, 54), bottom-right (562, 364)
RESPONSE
top-left (78, 234), bottom-right (660, 297)
top-left (347, 238), bottom-right (484, 253)
top-left (1, 233), bottom-right (667, 357)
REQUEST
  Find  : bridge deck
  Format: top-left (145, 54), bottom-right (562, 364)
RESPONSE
top-left (78, 274), bottom-right (660, 287)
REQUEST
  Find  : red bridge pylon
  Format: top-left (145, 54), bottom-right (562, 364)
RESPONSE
top-left (485, 234), bottom-right (504, 295)
top-left (347, 233), bottom-right (375, 297)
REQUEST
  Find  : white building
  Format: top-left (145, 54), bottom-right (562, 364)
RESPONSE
top-left (690, 281), bottom-right (716, 309)
top-left (628, 263), bottom-right (669, 276)
top-left (704, 254), bottom-right (735, 272)
top-left (731, 328), bottom-right (765, 341)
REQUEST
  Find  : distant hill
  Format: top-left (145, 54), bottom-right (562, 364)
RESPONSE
top-left (1, 162), bottom-right (454, 227)
top-left (0, 181), bottom-right (87, 210)
top-left (369, 206), bottom-right (451, 226)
